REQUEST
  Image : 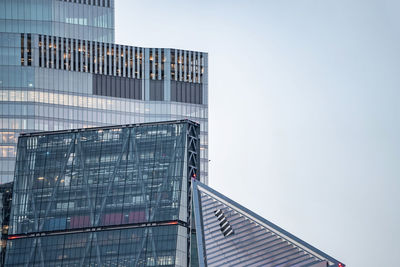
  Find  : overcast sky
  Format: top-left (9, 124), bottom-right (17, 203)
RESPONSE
top-left (115, 1), bottom-right (400, 266)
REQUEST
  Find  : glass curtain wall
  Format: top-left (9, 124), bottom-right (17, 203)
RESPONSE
top-left (5, 121), bottom-right (199, 266)
top-left (0, 0), bottom-right (115, 42)
top-left (0, 31), bottom-right (209, 185)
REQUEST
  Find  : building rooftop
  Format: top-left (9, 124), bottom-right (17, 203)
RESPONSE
top-left (19, 119), bottom-right (199, 137)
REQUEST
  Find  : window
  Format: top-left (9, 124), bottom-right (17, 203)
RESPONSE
top-left (214, 209), bottom-right (234, 237)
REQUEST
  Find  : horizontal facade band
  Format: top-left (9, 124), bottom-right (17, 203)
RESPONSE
top-left (8, 219), bottom-right (188, 240)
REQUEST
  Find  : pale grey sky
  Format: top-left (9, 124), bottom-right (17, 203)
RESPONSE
top-left (115, 1), bottom-right (400, 266)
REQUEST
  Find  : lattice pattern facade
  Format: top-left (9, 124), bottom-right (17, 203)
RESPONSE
top-left (5, 120), bottom-right (200, 267)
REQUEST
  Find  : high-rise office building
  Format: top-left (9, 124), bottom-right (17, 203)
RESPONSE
top-left (5, 121), bottom-right (345, 267)
top-left (6, 120), bottom-right (200, 266)
top-left (0, 0), bottom-right (209, 185)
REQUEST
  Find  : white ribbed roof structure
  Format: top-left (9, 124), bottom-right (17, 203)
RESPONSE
top-left (192, 180), bottom-right (345, 267)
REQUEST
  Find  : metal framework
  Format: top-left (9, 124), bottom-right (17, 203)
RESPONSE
top-left (6, 120), bottom-right (200, 267)
top-left (186, 122), bottom-right (201, 267)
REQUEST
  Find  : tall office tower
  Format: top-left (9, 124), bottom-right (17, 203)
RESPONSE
top-left (6, 120), bottom-right (200, 266)
top-left (0, 0), bottom-right (209, 185)
top-left (5, 121), bottom-right (345, 267)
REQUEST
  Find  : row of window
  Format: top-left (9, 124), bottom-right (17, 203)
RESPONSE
top-left (59, 0), bottom-right (112, 8)
top-left (0, 145), bottom-right (15, 158)
top-left (0, 21), bottom-right (114, 43)
top-left (6, 226), bottom-right (183, 266)
top-left (20, 33), bottom-right (32, 66)
top-left (30, 34), bottom-right (206, 83)
top-left (0, 89), bottom-right (208, 114)
top-left (171, 49), bottom-right (205, 83)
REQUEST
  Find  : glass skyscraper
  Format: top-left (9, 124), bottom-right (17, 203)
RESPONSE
top-left (4, 120), bottom-right (345, 266)
top-left (0, 0), bottom-right (209, 185)
top-left (6, 120), bottom-right (200, 266)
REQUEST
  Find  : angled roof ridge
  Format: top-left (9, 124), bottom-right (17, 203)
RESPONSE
top-left (192, 179), bottom-right (345, 267)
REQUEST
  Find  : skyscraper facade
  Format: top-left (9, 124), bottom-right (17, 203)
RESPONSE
top-left (0, 0), bottom-right (209, 185)
top-left (6, 120), bottom-right (200, 266)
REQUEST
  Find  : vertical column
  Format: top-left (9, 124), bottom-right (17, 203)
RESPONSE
top-left (202, 53), bottom-right (208, 105)
top-left (52, 36), bottom-right (56, 69)
top-left (164, 49), bottom-right (171, 101)
top-left (32, 34), bottom-right (39, 67)
top-left (80, 39), bottom-right (83, 72)
top-left (106, 44), bottom-right (109, 75)
top-left (68, 39), bottom-right (72, 71)
top-left (115, 44), bottom-right (118, 76)
top-left (58, 38), bottom-right (62, 70)
top-left (61, 38), bottom-right (65, 70)
top-left (42, 35), bottom-right (46, 67)
top-left (183, 50), bottom-right (187, 82)
top-left (53, 37), bottom-right (57, 69)
top-left (113, 44), bottom-right (116, 76)
top-left (73, 40), bottom-right (76, 72)
top-left (122, 45), bottom-right (126, 77)
top-left (85, 40), bottom-right (89, 72)
top-left (55, 37), bottom-right (59, 70)
top-left (104, 43), bottom-right (107, 75)
top-left (187, 51), bottom-right (193, 82)
top-left (129, 47), bottom-right (136, 78)
top-left (93, 42), bottom-right (95, 74)
top-left (38, 35), bottom-right (42, 67)
top-left (94, 41), bottom-right (98, 74)
top-left (116, 44), bottom-right (120, 76)
top-left (45, 35), bottom-right (49, 68)
top-left (141, 47), bottom-right (144, 80)
top-left (127, 46), bottom-right (131, 78)
top-left (135, 47), bottom-right (139, 79)
top-left (178, 50), bottom-right (182, 82)
top-left (88, 40), bottom-right (90, 73)
top-left (194, 51), bottom-right (197, 83)
top-left (101, 43), bottom-right (104, 75)
top-left (70, 39), bottom-right (74, 71)
top-left (87, 40), bottom-right (90, 73)
top-left (158, 48), bottom-right (162, 80)
top-left (47, 36), bottom-right (53, 68)
top-left (151, 48), bottom-right (155, 80)
top-left (111, 44), bottom-right (114, 76)
top-left (119, 45), bottom-right (122, 76)
top-left (197, 52), bottom-right (201, 83)
top-left (21, 34), bottom-right (26, 66)
top-left (144, 48), bottom-right (149, 100)
top-left (49, 36), bottom-right (53, 68)
top-left (65, 38), bottom-right (67, 70)
top-left (64, 37), bottom-right (67, 70)
top-left (174, 49), bottom-right (178, 81)
top-left (96, 42), bottom-right (99, 74)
